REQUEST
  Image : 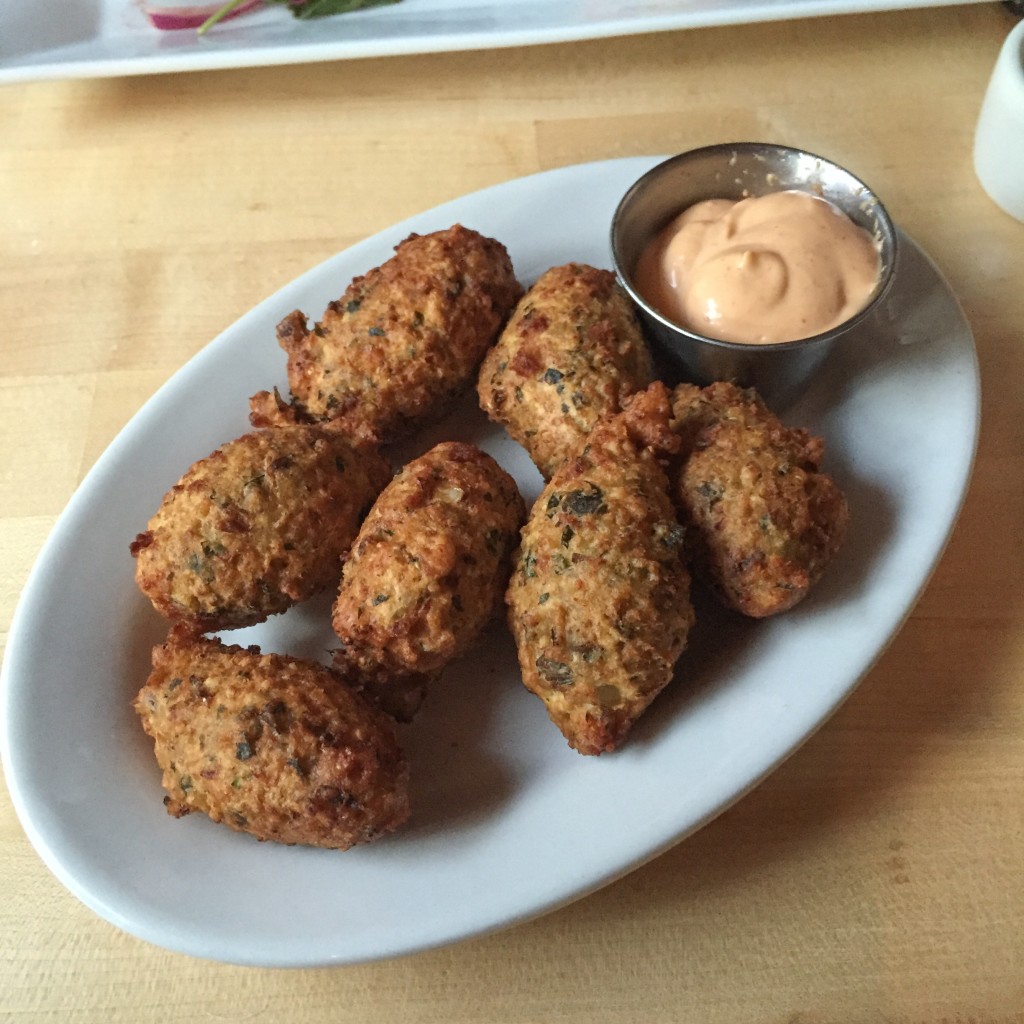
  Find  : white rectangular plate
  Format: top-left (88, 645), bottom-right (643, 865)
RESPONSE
top-left (0, 0), bottom-right (985, 84)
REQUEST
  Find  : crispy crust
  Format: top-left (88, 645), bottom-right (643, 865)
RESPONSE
top-left (131, 426), bottom-right (391, 631)
top-left (251, 225), bottom-right (522, 443)
top-left (669, 381), bottom-right (849, 617)
top-left (332, 441), bottom-right (526, 719)
top-left (477, 263), bottom-right (654, 480)
top-left (507, 383), bottom-right (694, 755)
top-left (134, 628), bottom-right (410, 850)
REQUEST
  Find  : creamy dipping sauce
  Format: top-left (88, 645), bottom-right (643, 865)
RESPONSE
top-left (634, 190), bottom-right (881, 345)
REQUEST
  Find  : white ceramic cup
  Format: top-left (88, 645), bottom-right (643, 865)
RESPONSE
top-left (974, 18), bottom-right (1024, 221)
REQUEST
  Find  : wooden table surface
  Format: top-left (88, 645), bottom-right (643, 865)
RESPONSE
top-left (2, 4), bottom-right (1023, 1020)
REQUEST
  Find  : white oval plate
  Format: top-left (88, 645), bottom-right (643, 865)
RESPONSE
top-left (0, 158), bottom-right (978, 968)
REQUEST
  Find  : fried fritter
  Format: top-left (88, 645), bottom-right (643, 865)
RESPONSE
top-left (332, 441), bottom-right (525, 721)
top-left (477, 263), bottom-right (655, 479)
top-left (507, 383), bottom-right (694, 756)
top-left (251, 225), bottom-right (523, 444)
top-left (134, 628), bottom-right (410, 850)
top-left (131, 426), bottom-right (391, 631)
top-left (669, 381), bottom-right (849, 618)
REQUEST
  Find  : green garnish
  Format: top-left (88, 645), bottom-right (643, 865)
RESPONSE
top-left (551, 552), bottom-right (571, 574)
top-left (655, 522), bottom-right (687, 549)
top-left (562, 485), bottom-right (606, 516)
top-left (198, 0), bottom-right (400, 36)
top-left (697, 481), bottom-right (724, 506)
top-left (536, 656), bottom-right (573, 686)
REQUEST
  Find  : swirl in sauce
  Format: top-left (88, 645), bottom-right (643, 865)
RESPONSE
top-left (634, 191), bottom-right (881, 345)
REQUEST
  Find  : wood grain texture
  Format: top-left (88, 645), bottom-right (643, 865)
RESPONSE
top-left (2, 4), bottom-right (1024, 1021)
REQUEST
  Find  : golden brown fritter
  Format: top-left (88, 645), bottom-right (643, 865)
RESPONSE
top-left (507, 383), bottom-right (694, 756)
top-left (134, 628), bottom-right (410, 850)
top-left (669, 381), bottom-right (849, 618)
top-left (250, 225), bottom-right (522, 444)
top-left (331, 441), bottom-right (525, 720)
top-left (131, 426), bottom-right (391, 631)
top-left (477, 263), bottom-right (654, 480)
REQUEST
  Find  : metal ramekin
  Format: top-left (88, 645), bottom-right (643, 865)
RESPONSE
top-left (611, 143), bottom-right (898, 407)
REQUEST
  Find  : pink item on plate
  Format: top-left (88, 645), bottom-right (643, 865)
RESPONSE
top-left (140, 1), bottom-right (262, 30)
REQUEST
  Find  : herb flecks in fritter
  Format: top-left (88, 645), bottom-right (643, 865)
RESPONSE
top-left (134, 628), bottom-right (410, 850)
top-left (507, 382), bottom-right (694, 755)
top-left (478, 263), bottom-right (654, 480)
top-left (669, 381), bottom-right (849, 618)
top-left (332, 441), bottom-right (526, 721)
top-left (130, 426), bottom-right (391, 631)
top-left (251, 225), bottom-right (522, 444)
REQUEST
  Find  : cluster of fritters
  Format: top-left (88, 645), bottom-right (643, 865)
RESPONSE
top-left (130, 224), bottom-right (848, 852)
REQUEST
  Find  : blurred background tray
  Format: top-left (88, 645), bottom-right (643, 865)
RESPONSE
top-left (0, 0), bottom-right (989, 84)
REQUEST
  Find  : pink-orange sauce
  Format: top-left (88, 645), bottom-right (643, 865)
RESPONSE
top-left (634, 191), bottom-right (881, 345)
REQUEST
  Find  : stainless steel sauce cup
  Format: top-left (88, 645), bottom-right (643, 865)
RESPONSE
top-left (611, 143), bottom-right (898, 407)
